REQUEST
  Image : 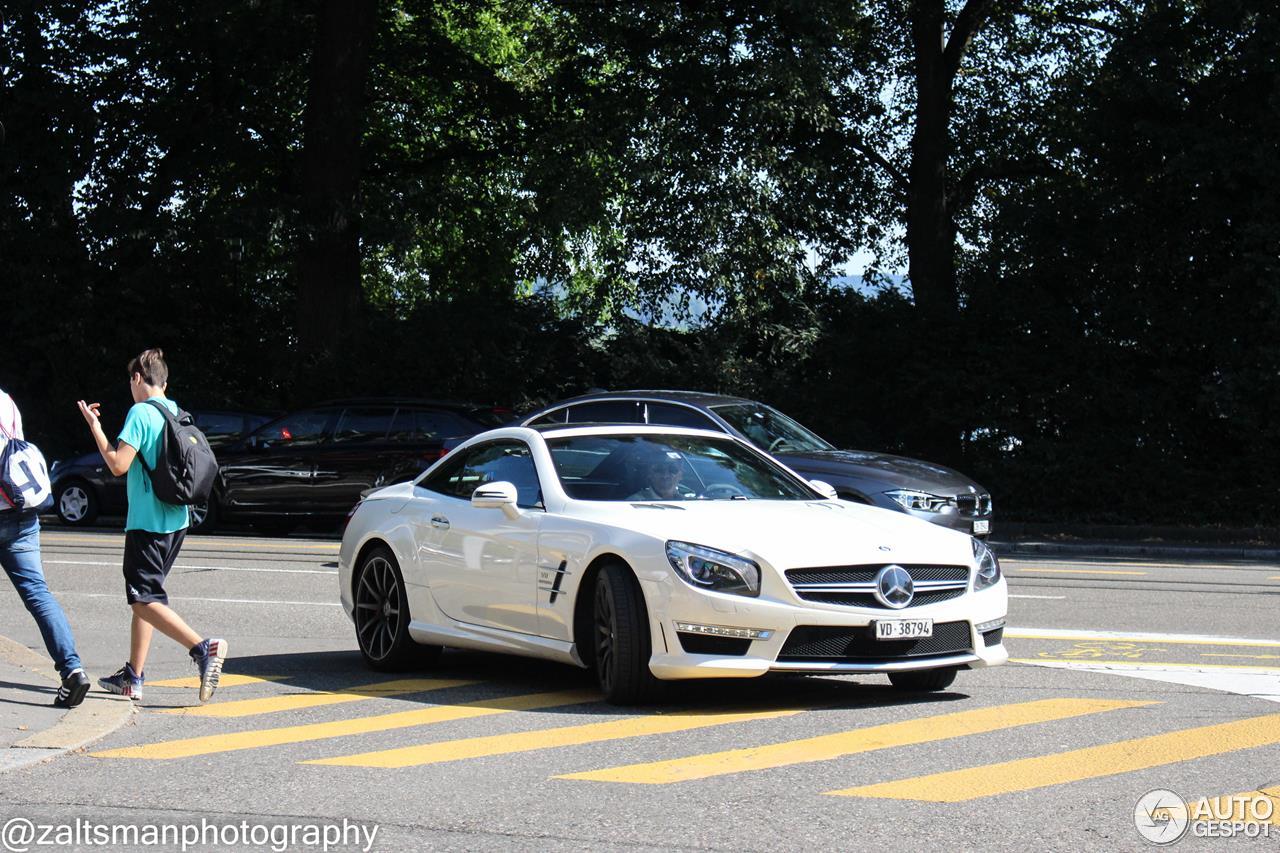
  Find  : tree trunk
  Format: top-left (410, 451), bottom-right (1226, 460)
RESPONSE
top-left (295, 0), bottom-right (377, 357)
top-left (907, 0), bottom-right (959, 320)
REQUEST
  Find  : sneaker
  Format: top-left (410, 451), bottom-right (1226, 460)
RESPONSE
top-left (98, 663), bottom-right (144, 701)
top-left (53, 668), bottom-right (91, 709)
top-left (190, 638), bottom-right (228, 702)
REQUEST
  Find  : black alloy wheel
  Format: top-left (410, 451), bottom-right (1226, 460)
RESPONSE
top-left (593, 563), bottom-right (660, 705)
top-left (353, 547), bottom-right (438, 671)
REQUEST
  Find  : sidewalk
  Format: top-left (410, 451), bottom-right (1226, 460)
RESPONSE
top-left (991, 523), bottom-right (1280, 560)
top-left (0, 636), bottom-right (134, 773)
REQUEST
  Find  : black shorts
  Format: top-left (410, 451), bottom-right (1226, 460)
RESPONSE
top-left (123, 528), bottom-right (186, 605)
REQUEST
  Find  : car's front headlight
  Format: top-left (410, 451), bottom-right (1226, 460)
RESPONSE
top-left (972, 537), bottom-right (1001, 590)
top-left (665, 541), bottom-right (761, 597)
top-left (885, 489), bottom-right (951, 513)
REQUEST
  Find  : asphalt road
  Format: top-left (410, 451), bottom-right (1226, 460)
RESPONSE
top-left (0, 526), bottom-right (1277, 851)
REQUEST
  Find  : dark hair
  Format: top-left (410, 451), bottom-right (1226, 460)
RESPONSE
top-left (127, 348), bottom-right (169, 387)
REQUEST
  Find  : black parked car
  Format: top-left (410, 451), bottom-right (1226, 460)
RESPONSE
top-left (50, 410), bottom-right (274, 528)
top-left (204, 398), bottom-right (506, 534)
top-left (520, 390), bottom-right (994, 537)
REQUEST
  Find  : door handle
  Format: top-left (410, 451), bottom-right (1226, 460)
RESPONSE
top-left (430, 515), bottom-right (450, 529)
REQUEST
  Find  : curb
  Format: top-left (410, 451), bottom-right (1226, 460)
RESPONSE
top-left (991, 540), bottom-right (1280, 561)
top-left (0, 635), bottom-right (135, 773)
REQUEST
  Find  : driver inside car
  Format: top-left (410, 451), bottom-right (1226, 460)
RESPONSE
top-left (627, 451), bottom-right (691, 501)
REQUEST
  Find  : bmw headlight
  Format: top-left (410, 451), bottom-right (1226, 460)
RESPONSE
top-left (665, 541), bottom-right (761, 597)
top-left (885, 489), bottom-right (950, 513)
top-left (972, 537), bottom-right (1001, 590)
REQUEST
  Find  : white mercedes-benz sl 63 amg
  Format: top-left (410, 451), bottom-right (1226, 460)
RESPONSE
top-left (338, 424), bottom-right (1007, 704)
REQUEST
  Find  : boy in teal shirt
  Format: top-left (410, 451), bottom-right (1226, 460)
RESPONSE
top-left (77, 348), bottom-right (227, 702)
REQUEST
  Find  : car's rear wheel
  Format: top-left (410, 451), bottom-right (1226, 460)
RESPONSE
top-left (55, 480), bottom-right (98, 526)
top-left (888, 667), bottom-right (958, 692)
top-left (353, 546), bottom-right (438, 671)
top-left (593, 562), bottom-right (660, 705)
top-left (189, 498), bottom-right (217, 533)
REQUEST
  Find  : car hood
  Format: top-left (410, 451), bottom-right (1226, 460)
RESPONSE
top-left (584, 499), bottom-right (974, 570)
top-left (775, 449), bottom-right (986, 493)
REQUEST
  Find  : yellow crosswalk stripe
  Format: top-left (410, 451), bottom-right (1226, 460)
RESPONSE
top-left (159, 678), bottom-right (475, 718)
top-left (830, 711), bottom-right (1280, 802)
top-left (558, 698), bottom-right (1150, 784)
top-left (148, 674), bottom-right (289, 689)
top-left (91, 689), bottom-right (599, 760)
top-left (306, 706), bottom-right (808, 769)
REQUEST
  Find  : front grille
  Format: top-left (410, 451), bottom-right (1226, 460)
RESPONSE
top-left (785, 564), bottom-right (970, 609)
top-left (796, 589), bottom-right (965, 608)
top-left (777, 621), bottom-right (973, 662)
top-left (982, 627), bottom-right (1004, 647)
top-left (955, 493), bottom-right (992, 517)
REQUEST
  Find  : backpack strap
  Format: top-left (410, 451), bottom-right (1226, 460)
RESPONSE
top-left (137, 399), bottom-right (177, 478)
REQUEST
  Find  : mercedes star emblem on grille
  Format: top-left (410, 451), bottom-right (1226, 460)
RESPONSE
top-left (874, 565), bottom-right (914, 609)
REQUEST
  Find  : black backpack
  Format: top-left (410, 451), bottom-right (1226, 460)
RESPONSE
top-left (138, 400), bottom-right (219, 505)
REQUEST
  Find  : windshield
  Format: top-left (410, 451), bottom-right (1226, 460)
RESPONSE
top-left (710, 403), bottom-right (834, 453)
top-left (545, 434), bottom-right (818, 501)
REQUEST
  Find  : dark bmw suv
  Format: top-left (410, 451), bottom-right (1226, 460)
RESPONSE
top-left (206, 398), bottom-right (505, 533)
top-left (521, 390), bottom-right (994, 537)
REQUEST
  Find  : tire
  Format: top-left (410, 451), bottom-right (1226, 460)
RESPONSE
top-left (353, 546), bottom-right (439, 671)
top-left (189, 498), bottom-right (217, 533)
top-left (55, 480), bottom-right (99, 526)
top-left (593, 562), bottom-right (661, 705)
top-left (888, 667), bottom-right (958, 692)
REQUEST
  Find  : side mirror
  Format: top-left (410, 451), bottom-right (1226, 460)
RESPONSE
top-left (809, 479), bottom-right (839, 500)
top-left (472, 481), bottom-right (521, 519)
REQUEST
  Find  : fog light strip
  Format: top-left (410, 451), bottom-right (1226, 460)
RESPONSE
top-left (830, 711), bottom-right (1280, 802)
top-left (558, 698), bottom-right (1149, 785)
top-left (673, 622), bottom-right (772, 640)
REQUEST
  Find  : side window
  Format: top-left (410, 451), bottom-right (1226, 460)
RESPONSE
top-left (459, 442), bottom-right (543, 508)
top-left (527, 408), bottom-right (567, 427)
top-left (567, 401), bottom-right (642, 424)
top-left (254, 409), bottom-right (332, 447)
top-left (645, 402), bottom-right (719, 431)
top-left (331, 407), bottom-right (396, 444)
top-left (418, 452), bottom-right (469, 497)
top-left (193, 412), bottom-right (245, 439)
top-left (420, 441), bottom-right (542, 508)
top-left (389, 409), bottom-right (473, 441)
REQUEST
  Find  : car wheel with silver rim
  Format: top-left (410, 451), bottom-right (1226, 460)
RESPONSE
top-left (55, 480), bottom-right (98, 526)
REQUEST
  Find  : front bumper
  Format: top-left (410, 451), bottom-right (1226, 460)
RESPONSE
top-left (641, 571), bottom-right (1008, 681)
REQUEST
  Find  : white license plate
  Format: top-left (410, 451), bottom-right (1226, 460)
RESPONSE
top-left (973, 519), bottom-right (990, 535)
top-left (875, 619), bottom-right (933, 640)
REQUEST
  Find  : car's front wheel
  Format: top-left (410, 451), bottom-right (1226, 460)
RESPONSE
top-left (189, 499), bottom-right (217, 533)
top-left (353, 546), bottom-right (439, 671)
top-left (55, 480), bottom-right (98, 526)
top-left (888, 667), bottom-right (958, 692)
top-left (593, 563), bottom-right (660, 705)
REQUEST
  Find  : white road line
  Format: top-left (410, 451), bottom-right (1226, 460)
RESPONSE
top-left (1008, 594), bottom-right (1066, 600)
top-left (1008, 627), bottom-right (1280, 648)
top-left (1022, 659), bottom-right (1280, 704)
top-left (65, 592), bottom-right (341, 607)
top-left (43, 559), bottom-right (334, 575)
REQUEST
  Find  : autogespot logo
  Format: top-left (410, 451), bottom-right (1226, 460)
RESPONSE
top-left (874, 565), bottom-right (914, 609)
top-left (1135, 789), bottom-right (1191, 845)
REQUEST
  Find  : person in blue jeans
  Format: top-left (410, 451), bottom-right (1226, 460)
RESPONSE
top-left (0, 389), bottom-right (90, 708)
top-left (76, 349), bottom-right (226, 703)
